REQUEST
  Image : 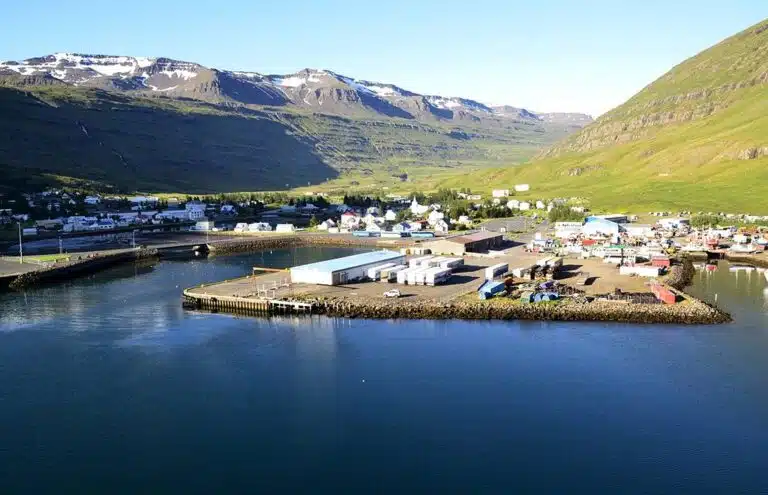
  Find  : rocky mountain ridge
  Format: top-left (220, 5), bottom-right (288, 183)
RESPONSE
top-left (0, 53), bottom-right (592, 125)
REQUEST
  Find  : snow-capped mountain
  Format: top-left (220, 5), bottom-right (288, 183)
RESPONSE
top-left (0, 53), bottom-right (593, 125)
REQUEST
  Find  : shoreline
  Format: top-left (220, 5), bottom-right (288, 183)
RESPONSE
top-left (182, 276), bottom-right (731, 325)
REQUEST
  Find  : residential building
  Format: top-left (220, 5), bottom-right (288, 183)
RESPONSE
top-left (507, 199), bottom-right (521, 210)
top-left (84, 195), bottom-right (101, 205)
top-left (275, 223), bottom-right (296, 233)
top-left (519, 202), bottom-right (531, 211)
top-left (341, 211), bottom-right (361, 228)
top-left (514, 184), bottom-right (530, 192)
top-left (492, 189), bottom-right (510, 198)
top-left (384, 209), bottom-right (397, 222)
top-left (434, 219), bottom-right (450, 233)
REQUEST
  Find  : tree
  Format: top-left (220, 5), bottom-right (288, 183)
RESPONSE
top-left (309, 215), bottom-right (318, 228)
top-left (548, 206), bottom-right (585, 223)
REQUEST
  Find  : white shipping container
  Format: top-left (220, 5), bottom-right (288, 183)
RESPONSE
top-left (485, 263), bottom-right (508, 280)
top-left (425, 267), bottom-right (452, 286)
top-left (367, 263), bottom-right (396, 280)
top-left (440, 258), bottom-right (464, 270)
top-left (415, 270), bottom-right (429, 285)
top-left (511, 266), bottom-right (533, 278)
top-left (396, 269), bottom-right (411, 284)
top-left (407, 268), bottom-right (428, 285)
top-left (380, 265), bottom-right (407, 282)
top-left (409, 256), bottom-right (433, 268)
top-left (619, 265), bottom-right (662, 277)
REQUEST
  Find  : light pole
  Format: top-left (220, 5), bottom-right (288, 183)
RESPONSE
top-left (132, 229), bottom-right (137, 248)
top-left (58, 236), bottom-right (63, 255)
top-left (17, 222), bottom-right (23, 264)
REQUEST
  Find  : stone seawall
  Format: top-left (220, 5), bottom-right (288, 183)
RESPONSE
top-left (8, 248), bottom-right (159, 290)
top-left (207, 235), bottom-right (392, 255)
top-left (310, 297), bottom-right (730, 325)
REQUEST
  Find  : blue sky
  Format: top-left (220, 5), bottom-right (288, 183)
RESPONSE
top-left (3, 0), bottom-right (765, 115)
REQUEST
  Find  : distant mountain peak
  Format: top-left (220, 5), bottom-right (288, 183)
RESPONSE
top-left (0, 52), bottom-right (591, 126)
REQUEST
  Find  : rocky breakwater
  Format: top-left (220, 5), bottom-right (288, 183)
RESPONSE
top-left (302, 293), bottom-right (730, 325)
top-left (207, 234), bottom-right (390, 255)
top-left (8, 248), bottom-right (158, 290)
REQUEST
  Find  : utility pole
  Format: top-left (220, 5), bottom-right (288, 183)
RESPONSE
top-left (132, 229), bottom-right (136, 249)
top-left (59, 236), bottom-right (63, 255)
top-left (18, 222), bottom-right (23, 264)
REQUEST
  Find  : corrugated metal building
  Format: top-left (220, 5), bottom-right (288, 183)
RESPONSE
top-left (290, 251), bottom-right (406, 285)
top-left (425, 231), bottom-right (505, 256)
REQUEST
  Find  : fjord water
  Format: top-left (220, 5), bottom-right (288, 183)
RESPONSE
top-left (2, 251), bottom-right (768, 493)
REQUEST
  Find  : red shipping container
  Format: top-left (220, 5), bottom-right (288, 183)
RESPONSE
top-left (651, 283), bottom-right (676, 304)
top-left (651, 256), bottom-right (671, 268)
top-left (582, 239), bottom-right (596, 246)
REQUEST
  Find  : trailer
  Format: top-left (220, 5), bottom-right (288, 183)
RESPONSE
top-left (485, 263), bottom-right (508, 280)
top-left (407, 268), bottom-right (429, 285)
top-left (425, 267), bottom-right (452, 286)
top-left (367, 263), bottom-right (396, 281)
top-left (424, 256), bottom-right (446, 268)
top-left (396, 268), bottom-right (412, 284)
top-left (409, 256), bottom-right (433, 268)
top-left (380, 265), bottom-right (407, 282)
top-left (439, 257), bottom-right (464, 270)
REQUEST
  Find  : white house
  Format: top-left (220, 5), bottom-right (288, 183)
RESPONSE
top-left (84, 195), bottom-right (101, 205)
top-left (506, 199), bottom-right (520, 210)
top-left (514, 184), bottom-right (530, 192)
top-left (318, 219), bottom-right (336, 231)
top-left (519, 202), bottom-right (531, 211)
top-left (365, 222), bottom-right (382, 233)
top-left (457, 215), bottom-right (472, 226)
top-left (434, 219), bottom-right (450, 233)
top-left (275, 223), bottom-right (296, 233)
top-left (363, 213), bottom-right (383, 227)
top-left (427, 210), bottom-right (445, 226)
top-left (571, 206), bottom-right (586, 213)
top-left (341, 211), bottom-right (361, 228)
top-left (535, 200), bottom-right (546, 210)
top-left (234, 222), bottom-right (249, 233)
top-left (384, 209), bottom-right (397, 222)
top-left (366, 206), bottom-right (381, 216)
top-left (492, 189), bottom-right (510, 198)
top-left (410, 198), bottom-right (429, 216)
top-left (185, 201), bottom-right (207, 220)
top-left (393, 222), bottom-right (411, 233)
top-left (407, 221), bottom-right (424, 231)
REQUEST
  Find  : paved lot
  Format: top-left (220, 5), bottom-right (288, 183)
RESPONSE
top-left (0, 258), bottom-right (40, 277)
top-left (189, 247), bottom-right (655, 304)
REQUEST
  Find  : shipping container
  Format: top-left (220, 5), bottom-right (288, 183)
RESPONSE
top-left (407, 268), bottom-right (429, 285)
top-left (439, 257), bottom-right (464, 270)
top-left (425, 267), bottom-right (452, 286)
top-left (485, 263), bottom-right (508, 280)
top-left (651, 256), bottom-right (671, 268)
top-left (409, 256), bottom-right (433, 268)
top-left (380, 265), bottom-right (408, 282)
top-left (367, 263), bottom-right (396, 281)
top-left (651, 283), bottom-right (676, 304)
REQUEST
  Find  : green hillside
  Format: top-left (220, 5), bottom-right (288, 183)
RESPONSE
top-left (0, 83), bottom-right (573, 194)
top-left (448, 18), bottom-right (768, 213)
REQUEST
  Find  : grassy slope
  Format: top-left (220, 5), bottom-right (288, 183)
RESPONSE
top-left (1, 81), bottom-right (574, 194)
top-left (445, 18), bottom-right (768, 213)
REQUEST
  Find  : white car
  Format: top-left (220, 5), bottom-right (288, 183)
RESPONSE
top-left (383, 289), bottom-right (401, 298)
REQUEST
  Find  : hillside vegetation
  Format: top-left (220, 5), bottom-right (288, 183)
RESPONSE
top-left (452, 18), bottom-right (768, 213)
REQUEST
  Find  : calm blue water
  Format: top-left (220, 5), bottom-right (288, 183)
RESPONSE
top-left (2, 251), bottom-right (768, 493)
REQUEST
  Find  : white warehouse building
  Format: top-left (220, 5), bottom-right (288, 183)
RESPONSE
top-left (290, 251), bottom-right (406, 286)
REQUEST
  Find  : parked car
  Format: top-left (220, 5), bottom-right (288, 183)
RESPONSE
top-left (383, 289), bottom-right (401, 298)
